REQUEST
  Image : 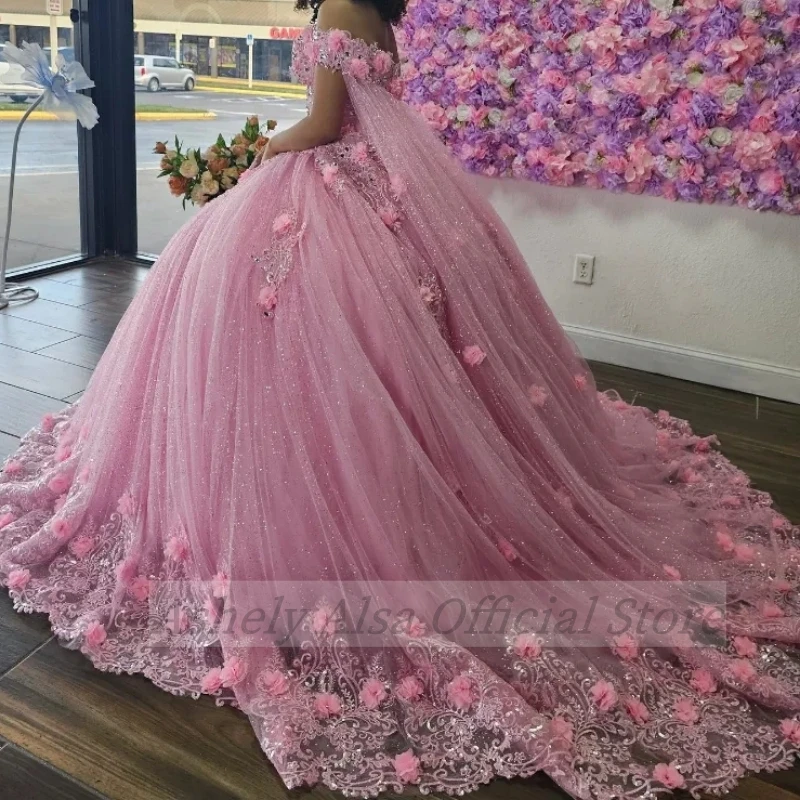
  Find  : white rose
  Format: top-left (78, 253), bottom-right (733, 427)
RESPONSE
top-left (686, 70), bottom-right (704, 89)
top-left (488, 108), bottom-right (504, 126)
top-left (200, 171), bottom-right (220, 196)
top-left (742, 0), bottom-right (760, 16)
top-left (650, 0), bottom-right (674, 13)
top-left (179, 155), bottom-right (199, 179)
top-left (723, 84), bottom-right (745, 105)
top-left (710, 127), bottom-right (732, 146)
top-left (190, 184), bottom-right (207, 205)
top-left (456, 104), bottom-right (472, 123)
top-left (223, 166), bottom-right (240, 181)
top-left (567, 33), bottom-right (584, 52)
top-left (165, 149), bottom-right (177, 160)
top-left (498, 68), bottom-right (516, 87)
top-left (465, 29), bottom-right (482, 47)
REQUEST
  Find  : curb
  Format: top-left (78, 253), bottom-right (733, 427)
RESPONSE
top-left (195, 84), bottom-right (306, 99)
top-left (0, 111), bottom-right (218, 122)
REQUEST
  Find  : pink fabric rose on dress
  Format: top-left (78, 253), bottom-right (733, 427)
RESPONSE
top-left (573, 374), bottom-right (588, 390)
top-left (612, 633), bottom-right (639, 661)
top-left (715, 528), bottom-right (735, 553)
top-left (401, 615), bottom-right (426, 637)
top-left (51, 518), bottom-right (71, 539)
top-left (201, 667), bottom-right (224, 694)
top-left (360, 678), bottom-right (387, 709)
top-left (0, 511), bottom-right (15, 530)
top-left (3, 460), bottom-right (23, 476)
top-left (653, 763), bottom-right (685, 789)
top-left (326, 29), bottom-right (347, 54)
top-left (780, 718), bottom-right (800, 745)
top-left (513, 633), bottom-right (542, 660)
top-left (7, 568), bottom-right (31, 592)
top-left (70, 535), bottom-right (95, 559)
top-left (390, 174), bottom-right (407, 197)
top-left (349, 57), bottom-right (370, 80)
top-left (396, 676), bottom-right (424, 701)
top-left (116, 558), bottom-right (138, 586)
top-left (48, 474), bottom-right (71, 495)
top-left (220, 655), bottom-right (247, 687)
top-left (260, 669), bottom-right (289, 697)
top-left (272, 213), bottom-right (292, 236)
top-left (734, 543), bottom-right (756, 562)
top-left (549, 716), bottom-right (574, 744)
top-left (663, 565), bottom-right (681, 581)
top-left (321, 163), bottom-right (339, 187)
top-left (528, 385), bottom-right (548, 408)
top-left (393, 750), bottom-right (420, 784)
top-left (379, 206), bottom-right (401, 230)
top-left (130, 575), bottom-right (151, 602)
top-left (690, 668), bottom-right (718, 694)
top-left (165, 536), bottom-right (189, 562)
top-left (733, 636), bottom-right (757, 658)
top-left (41, 413), bottom-right (56, 433)
top-left (497, 536), bottom-right (519, 563)
top-left (590, 679), bottom-right (617, 712)
top-left (462, 345), bottom-right (486, 366)
top-left (373, 51), bottom-right (393, 76)
top-left (258, 285), bottom-right (278, 313)
top-left (447, 674), bottom-right (475, 711)
top-left (673, 698), bottom-right (699, 724)
top-left (729, 658), bottom-right (757, 684)
top-left (84, 621), bottom-right (107, 649)
top-left (315, 692), bottom-right (342, 718)
top-left (623, 696), bottom-right (650, 724)
top-left (312, 605), bottom-right (337, 635)
top-left (117, 491), bottom-right (135, 518)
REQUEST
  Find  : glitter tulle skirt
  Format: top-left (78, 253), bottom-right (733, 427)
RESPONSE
top-left (2, 76), bottom-right (800, 799)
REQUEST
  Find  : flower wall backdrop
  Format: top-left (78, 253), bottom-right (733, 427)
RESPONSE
top-left (398, 0), bottom-right (800, 213)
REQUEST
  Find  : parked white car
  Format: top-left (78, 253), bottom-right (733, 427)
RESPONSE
top-left (0, 42), bottom-right (45, 103)
top-left (134, 55), bottom-right (196, 92)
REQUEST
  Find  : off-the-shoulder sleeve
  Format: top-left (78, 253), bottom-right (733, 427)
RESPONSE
top-left (314, 28), bottom-right (396, 82)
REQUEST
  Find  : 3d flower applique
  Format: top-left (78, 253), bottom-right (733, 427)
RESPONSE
top-left (672, 697), bottom-right (700, 724)
top-left (48, 473), bottom-right (71, 495)
top-left (326, 28), bottom-right (347, 55)
top-left (259, 669), bottom-right (290, 697)
top-left (729, 658), bottom-right (757, 684)
top-left (359, 678), bottom-right (388, 709)
top-left (611, 633), bottom-right (639, 661)
top-left (220, 655), bottom-right (248, 687)
top-left (272, 212), bottom-right (293, 236)
top-left (396, 676), bottom-right (424, 701)
top-left (734, 543), bottom-right (756, 563)
top-left (447, 674), bottom-right (476, 711)
top-left (379, 205), bottom-right (402, 230)
top-left (7, 568), bottom-right (31, 592)
top-left (574, 374), bottom-right (588, 391)
top-left (513, 632), bottom-right (542, 660)
top-left (390, 173), bottom-right (407, 198)
top-left (715, 526), bottom-right (735, 553)
top-left (653, 763), bottom-right (685, 789)
top-left (373, 50), bottom-right (394, 77)
top-left (399, 614), bottom-right (426, 637)
top-left (129, 575), bottom-right (151, 602)
top-left (497, 536), bottom-right (519, 563)
top-left (3, 460), bottom-right (23, 476)
top-left (393, 750), bottom-right (421, 784)
top-left (257, 285), bottom-right (279, 317)
top-left (41, 413), bottom-right (56, 433)
top-left (312, 604), bottom-right (338, 636)
top-left (780, 718), bottom-right (800, 745)
top-left (548, 716), bottom-right (574, 745)
top-left (690, 668), bottom-right (718, 694)
top-left (201, 667), bottom-right (224, 694)
top-left (314, 692), bottom-right (343, 718)
top-left (732, 636), bottom-right (758, 658)
top-left (348, 57), bottom-right (370, 81)
top-left (70, 535), bottom-right (96, 559)
top-left (164, 536), bottom-right (189, 562)
top-left (51, 517), bottom-right (71, 540)
top-left (84, 621), bottom-right (107, 649)
top-left (0, 511), bottom-right (16, 530)
top-left (115, 558), bottom-right (138, 586)
top-left (623, 696), bottom-right (650, 725)
top-left (761, 600), bottom-right (785, 619)
top-left (117, 491), bottom-right (136, 518)
top-left (590, 679), bottom-right (617, 712)
top-left (321, 163), bottom-right (339, 187)
top-left (462, 345), bottom-right (486, 366)
top-left (663, 564), bottom-right (682, 581)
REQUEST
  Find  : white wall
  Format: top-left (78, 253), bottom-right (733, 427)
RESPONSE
top-left (478, 176), bottom-right (800, 404)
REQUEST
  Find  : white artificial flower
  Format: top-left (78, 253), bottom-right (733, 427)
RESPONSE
top-left (465, 29), bottom-right (483, 47)
top-left (179, 153), bottom-right (199, 179)
top-left (488, 108), bottom-right (504, 126)
top-left (723, 84), bottom-right (745, 105)
top-left (456, 104), bottom-right (472, 122)
top-left (498, 68), bottom-right (516, 88)
top-left (710, 127), bottom-right (733, 146)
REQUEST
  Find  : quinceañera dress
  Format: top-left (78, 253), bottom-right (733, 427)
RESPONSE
top-left (2, 24), bottom-right (800, 799)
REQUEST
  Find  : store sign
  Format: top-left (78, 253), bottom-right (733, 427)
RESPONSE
top-left (269, 27), bottom-right (303, 40)
top-left (47, 0), bottom-right (63, 14)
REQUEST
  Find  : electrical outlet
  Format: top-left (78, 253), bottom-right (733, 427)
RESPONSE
top-left (573, 254), bottom-right (595, 285)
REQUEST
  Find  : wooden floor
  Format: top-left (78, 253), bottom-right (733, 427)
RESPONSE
top-left (0, 259), bottom-right (799, 800)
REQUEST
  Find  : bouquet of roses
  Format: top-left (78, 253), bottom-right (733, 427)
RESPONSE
top-left (155, 115), bottom-right (277, 207)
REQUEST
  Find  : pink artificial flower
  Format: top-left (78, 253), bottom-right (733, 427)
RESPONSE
top-left (260, 669), bottom-right (289, 697)
top-left (590, 679), bottom-right (617, 712)
top-left (7, 568), bottom-right (31, 592)
top-left (775, 579), bottom-right (793, 593)
top-left (41, 413), bottom-right (56, 433)
top-left (396, 676), bottom-right (424, 701)
top-left (757, 169), bottom-right (784, 195)
top-left (715, 528), bottom-right (735, 553)
top-left (734, 543), bottom-right (756, 562)
top-left (729, 658), bottom-right (757, 683)
top-left (272, 213), bottom-right (292, 236)
top-left (51, 518), bottom-right (71, 539)
top-left (402, 615), bottom-right (426, 637)
top-left (220, 655), bottom-right (247, 687)
top-left (326, 28), bottom-right (347, 54)
top-left (312, 605), bottom-right (337, 635)
top-left (623, 696), bottom-right (650, 724)
top-left (349, 58), bottom-right (370, 80)
top-left (212, 571), bottom-right (229, 599)
top-left (549, 716), bottom-right (574, 744)
top-left (258, 285), bottom-right (278, 313)
top-left (663, 565), bottom-right (681, 581)
top-left (390, 174), bottom-right (407, 197)
top-left (321, 163), bottom-right (339, 187)
top-left (698, 605), bottom-right (723, 629)
top-left (447, 674), bottom-right (475, 711)
top-left (462, 345), bottom-right (487, 366)
top-left (780, 718), bottom-right (800, 745)
top-left (612, 633), bottom-right (639, 661)
top-left (373, 51), bottom-right (393, 76)
top-left (164, 536), bottom-right (189, 562)
top-left (379, 206), bottom-right (401, 230)
top-left (116, 558), bottom-right (138, 586)
top-left (772, 515), bottom-right (788, 531)
top-left (360, 678), bottom-right (387, 709)
top-left (721, 495), bottom-right (742, 509)
top-left (574, 374), bottom-right (588, 391)
top-left (0, 511), bottom-right (15, 530)
top-left (3, 460), bottom-right (23, 476)
top-left (761, 601), bottom-right (784, 619)
top-left (48, 474), bottom-right (71, 495)
top-left (84, 621), bottom-right (107, 649)
top-left (201, 667), bottom-right (224, 694)
top-left (130, 575), bottom-right (151, 602)
top-left (513, 633), bottom-right (542, 660)
top-left (352, 141), bottom-right (369, 165)
top-left (690, 668), bottom-right (718, 694)
top-left (70, 535), bottom-right (95, 559)
top-left (315, 692), bottom-right (342, 718)
top-left (673, 698), bottom-right (699, 724)
top-left (528, 385), bottom-right (548, 408)
top-left (653, 763), bottom-right (685, 789)
top-left (393, 750), bottom-right (420, 784)
top-left (733, 636), bottom-right (758, 658)
top-left (117, 492), bottom-right (135, 518)
top-left (497, 536), bottom-right (519, 563)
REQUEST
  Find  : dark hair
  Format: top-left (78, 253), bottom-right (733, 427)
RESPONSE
top-left (296, 0), bottom-right (407, 25)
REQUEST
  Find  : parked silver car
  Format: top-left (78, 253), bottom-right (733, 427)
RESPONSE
top-left (0, 42), bottom-right (44, 103)
top-left (134, 55), bottom-right (196, 92)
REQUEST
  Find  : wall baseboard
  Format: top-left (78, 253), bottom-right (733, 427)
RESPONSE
top-left (565, 324), bottom-right (800, 405)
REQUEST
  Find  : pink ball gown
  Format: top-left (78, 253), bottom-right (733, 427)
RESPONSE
top-left (2, 24), bottom-right (800, 799)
